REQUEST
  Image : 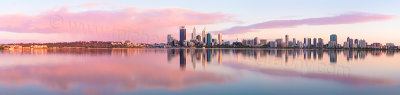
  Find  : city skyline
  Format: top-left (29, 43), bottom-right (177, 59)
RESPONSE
top-left (1, 1), bottom-right (400, 94)
top-left (166, 26), bottom-right (397, 49)
top-left (0, 0), bottom-right (400, 44)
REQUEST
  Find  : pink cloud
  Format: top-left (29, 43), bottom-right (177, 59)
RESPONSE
top-left (216, 12), bottom-right (396, 34)
top-left (0, 7), bottom-right (231, 43)
top-left (80, 2), bottom-right (102, 7)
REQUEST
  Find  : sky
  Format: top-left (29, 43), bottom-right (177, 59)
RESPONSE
top-left (0, 0), bottom-right (399, 44)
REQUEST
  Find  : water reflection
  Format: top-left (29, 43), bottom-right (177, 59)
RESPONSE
top-left (0, 48), bottom-right (398, 94)
top-left (0, 48), bottom-right (233, 94)
top-left (167, 49), bottom-right (398, 86)
top-left (168, 49), bottom-right (399, 66)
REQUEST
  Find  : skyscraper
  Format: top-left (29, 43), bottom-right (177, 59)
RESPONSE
top-left (207, 33), bottom-right (212, 46)
top-left (355, 39), bottom-right (359, 48)
top-left (329, 34), bottom-right (338, 48)
top-left (167, 34), bottom-right (173, 45)
top-left (318, 38), bottom-right (323, 48)
top-left (313, 38), bottom-right (317, 48)
top-left (192, 27), bottom-right (196, 40)
top-left (307, 38), bottom-right (312, 48)
top-left (285, 35), bottom-right (289, 47)
top-left (349, 38), bottom-right (353, 48)
top-left (330, 34), bottom-right (337, 42)
top-left (179, 26), bottom-right (186, 46)
top-left (254, 37), bottom-right (259, 45)
top-left (218, 33), bottom-right (222, 45)
top-left (202, 27), bottom-right (206, 44)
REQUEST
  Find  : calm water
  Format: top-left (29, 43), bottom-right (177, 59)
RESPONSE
top-left (0, 48), bottom-right (399, 95)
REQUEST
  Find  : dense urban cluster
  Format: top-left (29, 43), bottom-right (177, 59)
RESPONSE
top-left (167, 26), bottom-right (228, 48)
top-left (167, 26), bottom-right (399, 50)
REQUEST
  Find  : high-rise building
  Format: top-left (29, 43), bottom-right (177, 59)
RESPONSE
top-left (167, 34), bottom-right (173, 45)
top-left (207, 33), bottom-right (212, 46)
top-left (304, 38), bottom-right (307, 47)
top-left (318, 38), bottom-right (324, 48)
top-left (329, 34), bottom-right (338, 48)
top-left (354, 39), bottom-right (359, 48)
top-left (202, 27), bottom-right (206, 44)
top-left (191, 27), bottom-right (196, 40)
top-left (179, 26), bottom-right (186, 46)
top-left (307, 38), bottom-right (312, 48)
top-left (285, 35), bottom-right (289, 47)
top-left (293, 38), bottom-right (296, 45)
top-left (330, 34), bottom-right (337, 42)
top-left (218, 33), bottom-right (222, 45)
top-left (313, 38), bottom-right (317, 48)
top-left (359, 39), bottom-right (366, 48)
top-left (254, 37), bottom-right (259, 45)
top-left (347, 37), bottom-right (353, 48)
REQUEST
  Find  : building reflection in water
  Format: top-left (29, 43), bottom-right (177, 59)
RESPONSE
top-left (4, 48), bottom-right (399, 72)
top-left (0, 48), bottom-right (397, 93)
top-left (165, 49), bottom-right (400, 71)
top-left (329, 50), bottom-right (338, 63)
top-left (179, 49), bottom-right (187, 71)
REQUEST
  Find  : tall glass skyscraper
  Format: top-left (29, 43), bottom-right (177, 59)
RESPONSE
top-left (207, 33), bottom-right (212, 46)
top-left (202, 27), bottom-right (206, 44)
top-left (330, 34), bottom-right (337, 42)
top-left (313, 38), bottom-right (317, 48)
top-left (179, 26), bottom-right (186, 46)
top-left (285, 35), bottom-right (289, 47)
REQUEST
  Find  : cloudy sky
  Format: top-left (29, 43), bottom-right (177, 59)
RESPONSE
top-left (0, 0), bottom-right (399, 44)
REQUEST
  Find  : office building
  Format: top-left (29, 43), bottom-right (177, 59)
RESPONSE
top-left (218, 33), bottom-right (222, 45)
top-left (330, 34), bottom-right (337, 42)
top-left (359, 39), bottom-right (367, 48)
top-left (167, 34), bottom-right (173, 45)
top-left (191, 27), bottom-right (196, 40)
top-left (307, 38), bottom-right (312, 48)
top-left (179, 26), bottom-right (186, 46)
top-left (317, 38), bottom-right (324, 48)
top-left (202, 27), bottom-right (206, 44)
top-left (354, 39), bottom-right (359, 48)
top-left (329, 34), bottom-right (338, 48)
top-left (313, 38), bottom-right (317, 48)
top-left (207, 33), bottom-right (212, 46)
top-left (254, 37), bottom-right (259, 45)
top-left (285, 35), bottom-right (289, 47)
top-left (293, 38), bottom-right (296, 46)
